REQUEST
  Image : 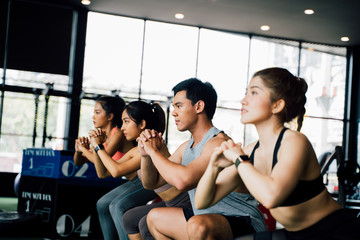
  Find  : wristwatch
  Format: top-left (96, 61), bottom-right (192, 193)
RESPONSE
top-left (235, 155), bottom-right (250, 168)
top-left (94, 144), bottom-right (105, 153)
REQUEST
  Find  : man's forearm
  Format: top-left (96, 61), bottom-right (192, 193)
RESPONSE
top-left (148, 149), bottom-right (192, 191)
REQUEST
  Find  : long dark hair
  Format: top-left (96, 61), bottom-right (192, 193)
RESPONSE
top-left (123, 101), bottom-right (166, 133)
top-left (253, 67), bottom-right (308, 131)
top-left (96, 96), bottom-right (126, 128)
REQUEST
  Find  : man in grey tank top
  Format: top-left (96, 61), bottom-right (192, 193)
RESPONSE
top-left (137, 78), bottom-right (266, 239)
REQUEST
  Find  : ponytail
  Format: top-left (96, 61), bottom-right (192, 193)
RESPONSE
top-left (124, 101), bottom-right (166, 133)
top-left (294, 77), bottom-right (307, 131)
top-left (149, 102), bottom-right (166, 133)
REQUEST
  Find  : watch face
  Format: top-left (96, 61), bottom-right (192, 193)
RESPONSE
top-left (240, 155), bottom-right (250, 161)
top-left (95, 145), bottom-right (100, 153)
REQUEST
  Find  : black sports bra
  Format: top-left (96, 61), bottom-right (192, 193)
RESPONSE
top-left (249, 128), bottom-right (325, 207)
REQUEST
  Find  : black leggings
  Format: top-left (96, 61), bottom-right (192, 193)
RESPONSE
top-left (122, 200), bottom-right (166, 239)
top-left (122, 191), bottom-right (191, 240)
top-left (236, 209), bottom-right (360, 240)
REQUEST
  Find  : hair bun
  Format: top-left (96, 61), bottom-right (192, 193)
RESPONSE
top-left (253, 68), bottom-right (308, 131)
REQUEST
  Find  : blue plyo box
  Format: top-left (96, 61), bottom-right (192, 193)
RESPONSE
top-left (18, 148), bottom-right (125, 239)
top-left (21, 148), bottom-right (123, 187)
top-left (21, 148), bottom-right (99, 180)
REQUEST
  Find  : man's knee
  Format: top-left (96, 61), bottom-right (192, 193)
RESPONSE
top-left (147, 208), bottom-right (166, 232)
top-left (187, 215), bottom-right (209, 239)
top-left (146, 208), bottom-right (157, 226)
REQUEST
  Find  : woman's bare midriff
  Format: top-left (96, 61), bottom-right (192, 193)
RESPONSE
top-left (125, 171), bottom-right (138, 181)
top-left (271, 190), bottom-right (342, 231)
top-left (157, 186), bottom-right (183, 202)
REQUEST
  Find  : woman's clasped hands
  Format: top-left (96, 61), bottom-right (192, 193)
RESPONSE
top-left (75, 136), bottom-right (90, 153)
top-left (89, 128), bottom-right (107, 147)
top-left (210, 139), bottom-right (246, 169)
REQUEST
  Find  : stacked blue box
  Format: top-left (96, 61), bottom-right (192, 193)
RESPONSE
top-left (21, 148), bottom-right (121, 185)
top-left (17, 148), bottom-right (125, 239)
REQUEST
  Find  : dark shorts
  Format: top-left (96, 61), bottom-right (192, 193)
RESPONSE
top-left (182, 207), bottom-right (194, 221)
top-left (224, 215), bottom-right (255, 238)
top-left (182, 209), bottom-right (255, 238)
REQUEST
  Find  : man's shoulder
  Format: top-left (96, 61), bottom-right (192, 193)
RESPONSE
top-left (173, 139), bottom-right (190, 154)
top-left (213, 131), bottom-right (231, 141)
top-left (205, 132), bottom-right (231, 147)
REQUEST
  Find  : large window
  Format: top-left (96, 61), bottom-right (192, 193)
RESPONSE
top-left (249, 37), bottom-right (300, 78)
top-left (83, 12), bottom-right (145, 97)
top-left (143, 18), bottom-right (200, 149)
top-left (0, 92), bottom-right (68, 172)
top-left (197, 29), bottom-right (250, 142)
top-left (1, 92), bottom-right (34, 172)
top-left (197, 29), bottom-right (250, 108)
top-left (78, 99), bottom-right (96, 137)
top-left (141, 21), bottom-right (199, 98)
top-left (0, 9), bottom-right (348, 173)
top-left (300, 44), bottom-right (347, 156)
top-left (81, 13), bottom-right (348, 158)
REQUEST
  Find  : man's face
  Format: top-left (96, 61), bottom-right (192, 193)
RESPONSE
top-left (171, 90), bottom-right (197, 132)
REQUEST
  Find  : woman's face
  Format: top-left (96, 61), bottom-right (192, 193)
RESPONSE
top-left (92, 102), bottom-right (110, 129)
top-left (121, 110), bottom-right (144, 141)
top-left (240, 76), bottom-right (274, 125)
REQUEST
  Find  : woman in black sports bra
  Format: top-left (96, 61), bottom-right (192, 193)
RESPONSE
top-left (194, 67), bottom-right (360, 239)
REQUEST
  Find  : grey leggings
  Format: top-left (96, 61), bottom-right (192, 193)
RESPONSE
top-left (96, 177), bottom-right (157, 240)
top-left (122, 191), bottom-right (191, 240)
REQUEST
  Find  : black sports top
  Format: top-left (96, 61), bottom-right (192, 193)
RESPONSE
top-left (249, 128), bottom-right (325, 207)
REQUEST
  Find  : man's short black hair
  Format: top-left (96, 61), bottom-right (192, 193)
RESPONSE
top-left (172, 78), bottom-right (217, 120)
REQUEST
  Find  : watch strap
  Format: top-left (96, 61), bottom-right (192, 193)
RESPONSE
top-left (240, 154), bottom-right (250, 161)
top-left (235, 155), bottom-right (250, 168)
top-left (235, 158), bottom-right (241, 168)
top-left (94, 144), bottom-right (104, 153)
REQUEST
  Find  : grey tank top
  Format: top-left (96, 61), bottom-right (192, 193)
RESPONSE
top-left (182, 126), bottom-right (267, 232)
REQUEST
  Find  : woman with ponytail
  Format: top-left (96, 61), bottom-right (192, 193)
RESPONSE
top-left (193, 67), bottom-right (360, 239)
top-left (90, 100), bottom-right (170, 240)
